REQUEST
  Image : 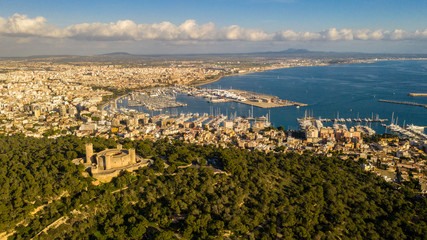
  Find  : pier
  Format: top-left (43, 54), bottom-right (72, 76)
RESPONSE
top-left (409, 93), bottom-right (427, 97)
top-left (379, 99), bottom-right (427, 108)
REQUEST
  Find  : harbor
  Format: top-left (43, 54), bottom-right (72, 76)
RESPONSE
top-left (117, 88), bottom-right (187, 111)
top-left (103, 60), bottom-right (427, 134)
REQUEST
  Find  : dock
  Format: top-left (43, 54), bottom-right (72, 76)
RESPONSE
top-left (228, 89), bottom-right (307, 108)
top-left (409, 93), bottom-right (427, 97)
top-left (176, 86), bottom-right (307, 109)
top-left (379, 99), bottom-right (427, 108)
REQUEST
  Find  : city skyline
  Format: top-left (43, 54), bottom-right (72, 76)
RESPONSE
top-left (1, 0), bottom-right (427, 56)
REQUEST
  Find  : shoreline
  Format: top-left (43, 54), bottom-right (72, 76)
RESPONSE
top-left (190, 58), bottom-right (427, 87)
top-left (190, 64), bottom-right (308, 87)
top-left (190, 64), bottom-right (337, 87)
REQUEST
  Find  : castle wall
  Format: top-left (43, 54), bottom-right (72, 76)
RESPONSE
top-left (110, 155), bottom-right (128, 169)
top-left (105, 155), bottom-right (111, 170)
top-left (97, 156), bottom-right (104, 169)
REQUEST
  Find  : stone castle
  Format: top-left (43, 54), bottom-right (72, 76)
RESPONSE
top-left (85, 143), bottom-right (136, 171)
top-left (79, 143), bottom-right (152, 182)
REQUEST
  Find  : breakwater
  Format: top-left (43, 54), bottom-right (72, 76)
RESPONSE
top-left (379, 99), bottom-right (427, 108)
top-left (409, 93), bottom-right (427, 97)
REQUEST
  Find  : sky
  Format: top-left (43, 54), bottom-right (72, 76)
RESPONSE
top-left (1, 0), bottom-right (427, 56)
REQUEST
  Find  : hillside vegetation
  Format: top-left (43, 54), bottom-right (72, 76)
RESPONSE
top-left (0, 135), bottom-right (425, 239)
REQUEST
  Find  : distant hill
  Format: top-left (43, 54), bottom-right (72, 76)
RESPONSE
top-left (27, 55), bottom-right (78, 58)
top-left (99, 52), bottom-right (133, 56)
top-left (279, 48), bottom-right (311, 54)
top-left (248, 48), bottom-right (367, 56)
top-left (249, 48), bottom-right (318, 55)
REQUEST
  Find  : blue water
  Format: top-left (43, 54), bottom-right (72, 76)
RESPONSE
top-left (121, 60), bottom-right (427, 133)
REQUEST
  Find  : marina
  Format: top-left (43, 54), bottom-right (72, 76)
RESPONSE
top-left (381, 112), bottom-right (427, 140)
top-left (122, 88), bottom-right (187, 111)
top-left (384, 123), bottom-right (427, 140)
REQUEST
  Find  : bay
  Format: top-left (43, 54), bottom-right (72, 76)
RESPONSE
top-left (120, 60), bottom-right (427, 133)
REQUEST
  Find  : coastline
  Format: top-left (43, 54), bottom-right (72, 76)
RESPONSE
top-left (97, 58), bottom-right (427, 110)
top-left (190, 66), bottom-right (296, 87)
top-left (189, 57), bottom-right (427, 87)
top-left (190, 63), bottom-right (337, 87)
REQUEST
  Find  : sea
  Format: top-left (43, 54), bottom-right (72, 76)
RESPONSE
top-left (119, 60), bottom-right (427, 134)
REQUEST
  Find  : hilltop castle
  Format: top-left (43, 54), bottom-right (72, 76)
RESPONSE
top-left (85, 143), bottom-right (136, 171)
top-left (78, 143), bottom-right (152, 182)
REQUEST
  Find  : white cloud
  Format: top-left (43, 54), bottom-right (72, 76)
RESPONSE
top-left (1, 13), bottom-right (427, 43)
top-left (0, 13), bottom-right (64, 38)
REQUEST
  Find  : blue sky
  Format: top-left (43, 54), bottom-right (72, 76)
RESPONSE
top-left (0, 0), bottom-right (427, 56)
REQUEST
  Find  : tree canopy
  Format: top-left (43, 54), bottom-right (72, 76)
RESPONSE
top-left (1, 134), bottom-right (425, 239)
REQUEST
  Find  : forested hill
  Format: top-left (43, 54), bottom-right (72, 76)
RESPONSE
top-left (1, 134), bottom-right (426, 239)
